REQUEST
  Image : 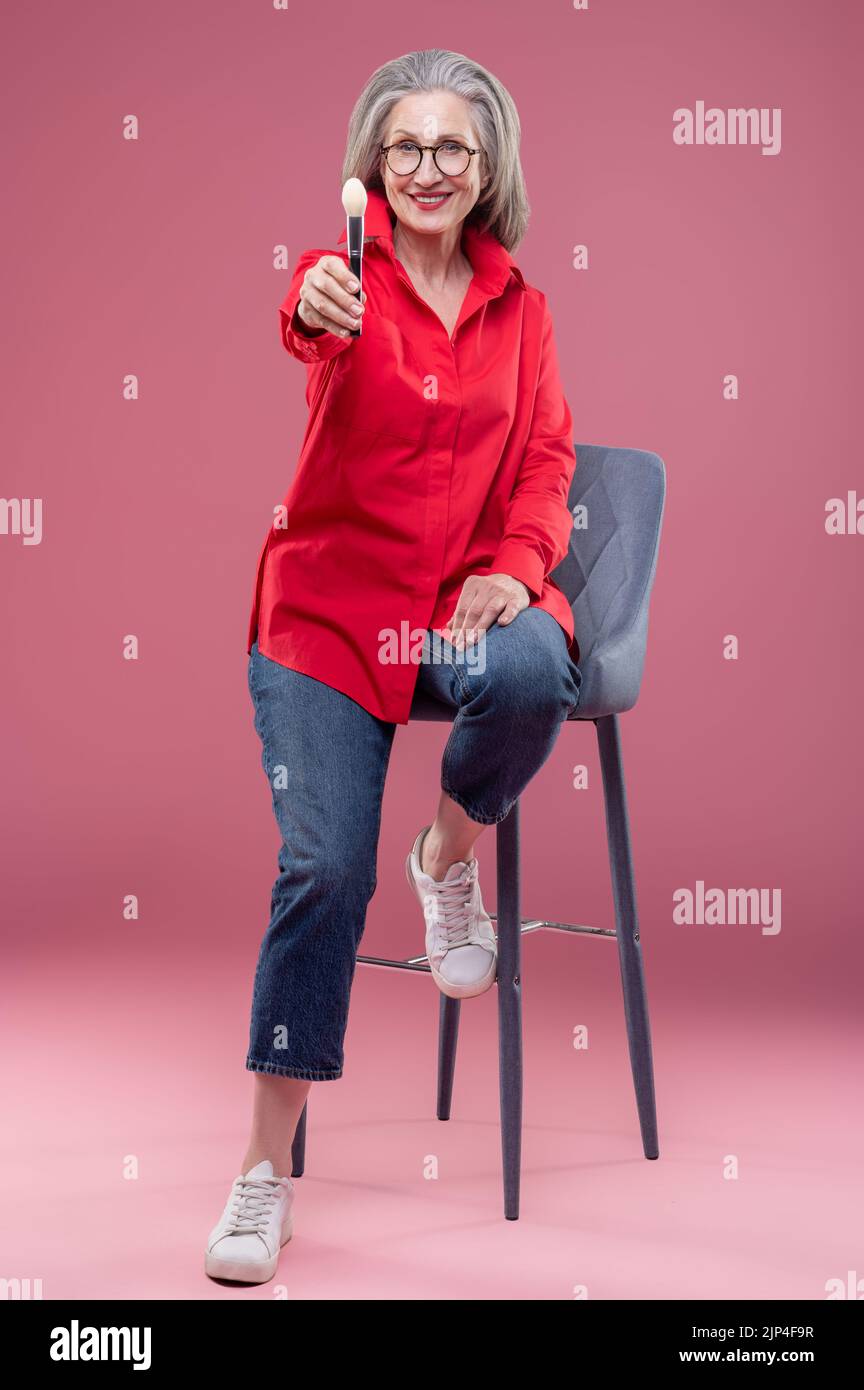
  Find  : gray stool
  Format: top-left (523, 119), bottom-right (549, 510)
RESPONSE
top-left (290, 444), bottom-right (666, 1220)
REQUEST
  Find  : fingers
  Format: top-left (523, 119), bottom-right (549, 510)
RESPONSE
top-left (447, 594), bottom-right (508, 649)
top-left (320, 255), bottom-right (366, 308)
top-left (297, 301), bottom-right (354, 337)
top-left (495, 600), bottom-right (522, 626)
top-left (445, 591), bottom-right (471, 646)
top-left (299, 256), bottom-right (367, 337)
top-left (447, 583), bottom-right (482, 648)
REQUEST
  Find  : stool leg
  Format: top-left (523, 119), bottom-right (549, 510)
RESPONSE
top-left (291, 1099), bottom-right (307, 1178)
top-left (496, 800), bottom-right (523, 1220)
top-left (437, 995), bottom-right (461, 1120)
top-left (596, 714), bottom-right (659, 1159)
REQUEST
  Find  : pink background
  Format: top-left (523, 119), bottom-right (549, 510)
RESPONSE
top-left (2, 0), bottom-right (862, 1300)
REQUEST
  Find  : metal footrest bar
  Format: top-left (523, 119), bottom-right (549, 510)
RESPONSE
top-left (354, 954), bottom-right (432, 973)
top-left (490, 915), bottom-right (617, 940)
top-left (356, 917), bottom-right (616, 971)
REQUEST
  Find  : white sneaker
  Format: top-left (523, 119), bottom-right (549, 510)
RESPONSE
top-left (205, 1159), bottom-right (294, 1284)
top-left (406, 826), bottom-right (498, 999)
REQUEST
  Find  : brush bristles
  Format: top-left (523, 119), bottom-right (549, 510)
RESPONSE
top-left (341, 178), bottom-right (368, 217)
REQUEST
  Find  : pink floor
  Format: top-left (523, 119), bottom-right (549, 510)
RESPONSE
top-left (4, 937), bottom-right (860, 1302)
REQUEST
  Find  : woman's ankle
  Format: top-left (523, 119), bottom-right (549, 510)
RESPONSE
top-left (240, 1151), bottom-right (293, 1179)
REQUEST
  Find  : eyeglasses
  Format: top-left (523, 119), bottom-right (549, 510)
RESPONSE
top-left (380, 141), bottom-right (482, 177)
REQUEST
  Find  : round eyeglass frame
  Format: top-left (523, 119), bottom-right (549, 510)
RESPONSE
top-left (379, 141), bottom-right (482, 177)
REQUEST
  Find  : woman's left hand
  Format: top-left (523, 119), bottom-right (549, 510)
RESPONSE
top-left (443, 573), bottom-right (532, 649)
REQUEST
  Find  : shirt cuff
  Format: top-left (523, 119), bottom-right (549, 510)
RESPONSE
top-left (490, 541), bottom-right (545, 601)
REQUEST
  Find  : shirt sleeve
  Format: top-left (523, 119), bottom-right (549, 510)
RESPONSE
top-left (278, 247), bottom-right (357, 365)
top-left (491, 297), bottom-right (576, 599)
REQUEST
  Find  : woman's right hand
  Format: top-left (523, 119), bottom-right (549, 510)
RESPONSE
top-left (296, 255), bottom-right (367, 338)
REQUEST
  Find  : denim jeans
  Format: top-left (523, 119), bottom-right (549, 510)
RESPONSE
top-left (245, 608), bottom-right (583, 1081)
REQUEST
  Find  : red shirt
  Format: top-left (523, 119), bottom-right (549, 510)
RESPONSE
top-left (247, 186), bottom-right (579, 725)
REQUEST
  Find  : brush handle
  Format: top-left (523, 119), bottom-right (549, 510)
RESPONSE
top-left (348, 247), bottom-right (362, 337)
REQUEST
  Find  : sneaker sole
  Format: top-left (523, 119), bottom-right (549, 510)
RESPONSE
top-left (204, 1213), bottom-right (293, 1285)
top-left (405, 854), bottom-right (498, 999)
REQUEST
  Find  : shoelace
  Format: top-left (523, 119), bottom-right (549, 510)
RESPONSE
top-left (423, 862), bottom-right (481, 949)
top-left (224, 1176), bottom-right (285, 1235)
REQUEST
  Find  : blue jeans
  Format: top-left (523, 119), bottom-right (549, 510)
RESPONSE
top-left (246, 608), bottom-right (583, 1080)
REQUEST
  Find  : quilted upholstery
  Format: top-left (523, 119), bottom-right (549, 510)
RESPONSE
top-left (410, 444), bottom-right (666, 724)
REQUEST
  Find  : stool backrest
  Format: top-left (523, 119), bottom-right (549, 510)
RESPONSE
top-left (551, 445), bottom-right (666, 718)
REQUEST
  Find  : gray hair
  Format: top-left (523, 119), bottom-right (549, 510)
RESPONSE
top-left (340, 49), bottom-right (530, 252)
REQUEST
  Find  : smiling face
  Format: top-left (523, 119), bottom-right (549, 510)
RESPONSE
top-left (379, 90), bottom-right (489, 237)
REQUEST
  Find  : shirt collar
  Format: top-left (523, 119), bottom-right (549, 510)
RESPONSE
top-left (336, 185), bottom-right (526, 297)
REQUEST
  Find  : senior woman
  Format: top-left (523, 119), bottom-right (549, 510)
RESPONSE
top-left (205, 47), bottom-right (583, 1284)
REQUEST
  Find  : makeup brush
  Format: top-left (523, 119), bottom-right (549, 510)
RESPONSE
top-left (341, 178), bottom-right (367, 337)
